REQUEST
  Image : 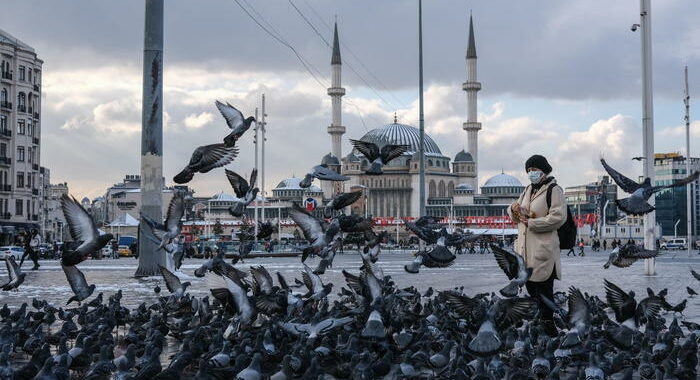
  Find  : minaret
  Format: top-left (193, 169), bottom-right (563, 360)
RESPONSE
top-left (327, 22), bottom-right (345, 159)
top-left (462, 14), bottom-right (481, 189)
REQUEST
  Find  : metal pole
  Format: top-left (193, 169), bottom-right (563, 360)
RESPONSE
top-left (418, 0), bottom-right (426, 218)
top-left (261, 94), bottom-right (266, 222)
top-left (684, 66), bottom-right (692, 257)
top-left (640, 0), bottom-right (656, 275)
top-left (136, 0), bottom-right (164, 277)
top-left (675, 219), bottom-right (680, 238)
top-left (254, 107), bottom-right (259, 245)
top-left (602, 200), bottom-right (609, 243)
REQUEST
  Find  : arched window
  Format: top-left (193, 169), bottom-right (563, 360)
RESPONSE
top-left (0, 88), bottom-right (6, 103)
top-left (438, 180), bottom-right (446, 197)
top-left (428, 180), bottom-right (436, 198)
top-left (17, 92), bottom-right (25, 111)
top-left (448, 182), bottom-right (455, 196)
top-left (428, 160), bottom-right (433, 167)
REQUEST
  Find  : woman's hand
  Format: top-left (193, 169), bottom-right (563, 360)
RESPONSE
top-left (510, 202), bottom-right (520, 213)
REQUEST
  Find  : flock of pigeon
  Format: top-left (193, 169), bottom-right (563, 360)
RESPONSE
top-left (1, 101), bottom-right (700, 379)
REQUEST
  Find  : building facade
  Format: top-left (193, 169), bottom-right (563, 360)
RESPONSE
top-left (0, 28), bottom-right (43, 243)
top-left (654, 153), bottom-right (700, 239)
top-left (564, 175), bottom-right (618, 224)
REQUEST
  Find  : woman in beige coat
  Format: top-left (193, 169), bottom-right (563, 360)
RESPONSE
top-left (507, 154), bottom-right (565, 336)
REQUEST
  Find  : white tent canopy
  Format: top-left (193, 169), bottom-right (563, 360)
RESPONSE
top-left (108, 213), bottom-right (139, 227)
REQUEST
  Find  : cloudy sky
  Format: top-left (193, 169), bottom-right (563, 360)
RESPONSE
top-left (3, 0), bottom-right (700, 199)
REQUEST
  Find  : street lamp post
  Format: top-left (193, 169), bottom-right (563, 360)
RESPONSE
top-left (674, 219), bottom-right (681, 238)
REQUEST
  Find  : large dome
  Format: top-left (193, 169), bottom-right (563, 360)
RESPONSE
top-left (358, 122), bottom-right (442, 156)
top-left (275, 177), bottom-right (322, 193)
top-left (482, 173), bottom-right (523, 188)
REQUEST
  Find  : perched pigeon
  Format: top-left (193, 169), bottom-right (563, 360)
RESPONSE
top-left (174, 143), bottom-right (239, 184)
top-left (215, 100), bottom-right (255, 146)
top-left (60, 194), bottom-right (114, 266)
top-left (350, 139), bottom-right (410, 175)
top-left (601, 158), bottom-right (700, 215)
top-left (299, 164), bottom-right (349, 188)
top-left (62, 264), bottom-right (96, 305)
top-left (288, 202), bottom-right (340, 262)
top-left (323, 191), bottom-right (362, 218)
top-left (491, 244), bottom-right (532, 297)
top-left (225, 168), bottom-right (258, 217)
top-left (603, 243), bottom-right (658, 269)
top-left (1, 256), bottom-right (25, 291)
top-left (141, 191), bottom-right (185, 252)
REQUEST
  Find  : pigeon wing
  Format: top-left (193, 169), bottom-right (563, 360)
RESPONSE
top-left (312, 165), bottom-right (349, 181)
top-left (439, 291), bottom-right (480, 317)
top-left (613, 256), bottom-right (638, 268)
top-left (6, 256), bottom-right (19, 281)
top-left (636, 296), bottom-right (662, 322)
top-left (379, 144), bottom-right (410, 164)
top-left (62, 264), bottom-right (90, 297)
top-left (164, 192), bottom-right (185, 233)
top-left (490, 244), bottom-right (520, 279)
top-left (604, 279), bottom-right (632, 312)
top-left (499, 297), bottom-right (537, 326)
top-left (692, 269), bottom-right (700, 281)
top-left (289, 203), bottom-right (324, 243)
top-left (341, 270), bottom-right (364, 295)
top-left (197, 144), bottom-right (239, 173)
top-left (159, 266), bottom-right (182, 294)
top-left (215, 100), bottom-right (245, 130)
top-left (61, 194), bottom-right (99, 243)
top-left (350, 139), bottom-right (380, 161)
top-left (225, 169), bottom-right (250, 198)
top-left (330, 191), bottom-right (363, 211)
top-left (600, 159), bottom-right (641, 193)
top-left (651, 171), bottom-right (700, 193)
top-left (567, 286), bottom-right (591, 327)
top-left (624, 247), bottom-right (658, 260)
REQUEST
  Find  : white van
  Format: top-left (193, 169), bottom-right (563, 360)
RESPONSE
top-left (661, 238), bottom-right (687, 250)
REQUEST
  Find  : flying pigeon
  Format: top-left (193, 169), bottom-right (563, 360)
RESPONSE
top-left (140, 192), bottom-right (185, 252)
top-left (225, 168), bottom-right (259, 217)
top-left (288, 202), bottom-right (340, 262)
top-left (173, 143), bottom-right (239, 184)
top-left (350, 139), bottom-right (410, 175)
top-left (1, 256), bottom-right (25, 291)
top-left (215, 100), bottom-right (255, 146)
top-left (63, 264), bottom-right (96, 305)
top-left (323, 191), bottom-right (362, 219)
top-left (60, 194), bottom-right (114, 266)
top-left (604, 279), bottom-right (662, 327)
top-left (491, 244), bottom-right (532, 297)
top-left (600, 158), bottom-right (700, 215)
top-left (159, 266), bottom-right (191, 298)
top-left (299, 164), bottom-right (349, 188)
top-left (603, 242), bottom-right (658, 269)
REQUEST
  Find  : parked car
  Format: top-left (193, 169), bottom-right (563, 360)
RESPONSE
top-left (0, 246), bottom-right (24, 261)
top-left (661, 238), bottom-right (687, 250)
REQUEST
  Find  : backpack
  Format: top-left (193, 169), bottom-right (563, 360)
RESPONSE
top-left (545, 183), bottom-right (577, 250)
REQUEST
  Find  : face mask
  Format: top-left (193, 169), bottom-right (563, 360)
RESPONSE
top-left (528, 170), bottom-right (544, 184)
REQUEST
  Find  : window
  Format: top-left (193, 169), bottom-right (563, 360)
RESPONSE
top-left (16, 172), bottom-right (23, 188)
top-left (27, 147), bottom-right (32, 163)
top-left (18, 66), bottom-right (25, 81)
top-left (17, 120), bottom-right (25, 135)
top-left (0, 143), bottom-right (5, 158)
top-left (27, 69), bottom-right (31, 83)
top-left (17, 92), bottom-right (25, 111)
top-left (17, 147), bottom-right (24, 162)
top-left (26, 200), bottom-right (30, 219)
top-left (15, 200), bottom-right (22, 216)
top-left (27, 121), bottom-right (32, 136)
top-left (0, 115), bottom-right (5, 131)
top-left (0, 88), bottom-right (6, 103)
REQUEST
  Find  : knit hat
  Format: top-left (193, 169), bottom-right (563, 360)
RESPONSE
top-left (525, 154), bottom-right (552, 174)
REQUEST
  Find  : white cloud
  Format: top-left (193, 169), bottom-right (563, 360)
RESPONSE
top-left (183, 112), bottom-right (214, 129)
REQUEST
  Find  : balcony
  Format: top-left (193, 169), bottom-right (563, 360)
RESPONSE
top-left (0, 101), bottom-right (11, 110)
top-left (0, 213), bottom-right (11, 220)
top-left (32, 188), bottom-right (38, 196)
top-left (33, 112), bottom-right (39, 119)
top-left (28, 107), bottom-right (33, 115)
top-left (0, 157), bottom-right (11, 166)
top-left (31, 214), bottom-right (38, 221)
top-left (0, 184), bottom-right (11, 192)
top-left (0, 130), bottom-right (9, 140)
top-left (33, 84), bottom-right (40, 92)
top-left (17, 105), bottom-right (26, 113)
top-left (32, 164), bottom-right (39, 171)
top-left (32, 137), bottom-right (39, 145)
top-left (1, 71), bottom-right (11, 80)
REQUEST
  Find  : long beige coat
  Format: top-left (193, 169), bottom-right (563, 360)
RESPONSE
top-left (507, 178), bottom-right (566, 282)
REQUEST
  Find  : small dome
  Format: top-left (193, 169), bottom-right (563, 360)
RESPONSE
top-left (454, 150), bottom-right (474, 162)
top-left (345, 152), bottom-right (361, 162)
top-left (275, 177), bottom-right (322, 192)
top-left (482, 173), bottom-right (523, 188)
top-left (210, 191), bottom-right (239, 202)
top-left (321, 153), bottom-right (340, 166)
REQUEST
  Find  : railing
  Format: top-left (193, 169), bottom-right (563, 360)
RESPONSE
top-left (0, 130), bottom-right (11, 138)
top-left (32, 164), bottom-right (39, 171)
top-left (31, 214), bottom-right (38, 221)
top-left (1, 185), bottom-right (10, 192)
top-left (0, 157), bottom-right (11, 165)
top-left (1, 72), bottom-right (11, 80)
top-left (0, 101), bottom-right (11, 109)
top-left (28, 107), bottom-right (33, 115)
top-left (17, 105), bottom-right (26, 113)
top-left (0, 213), bottom-right (11, 220)
top-left (33, 84), bottom-right (40, 91)
top-left (32, 137), bottom-right (39, 145)
top-left (32, 188), bottom-right (38, 195)
top-left (33, 112), bottom-right (39, 119)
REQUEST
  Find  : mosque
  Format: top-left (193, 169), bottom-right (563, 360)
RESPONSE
top-left (310, 16), bottom-right (524, 220)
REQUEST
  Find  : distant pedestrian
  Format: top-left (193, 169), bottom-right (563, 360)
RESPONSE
top-left (578, 239), bottom-right (585, 256)
top-left (603, 240), bottom-right (607, 251)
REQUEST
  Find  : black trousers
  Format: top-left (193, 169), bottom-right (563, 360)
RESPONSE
top-left (19, 248), bottom-right (39, 268)
top-left (525, 268), bottom-right (556, 320)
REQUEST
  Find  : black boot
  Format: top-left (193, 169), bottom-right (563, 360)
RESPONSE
top-left (542, 319), bottom-right (558, 338)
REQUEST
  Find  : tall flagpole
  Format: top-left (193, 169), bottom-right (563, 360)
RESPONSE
top-left (418, 0), bottom-right (426, 218)
top-left (684, 66), bottom-right (692, 258)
